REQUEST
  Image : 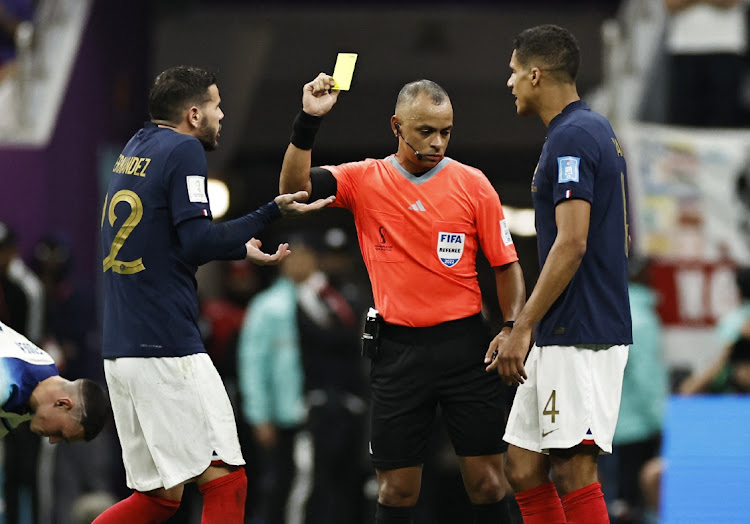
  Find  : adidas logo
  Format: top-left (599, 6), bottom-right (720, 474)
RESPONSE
top-left (408, 200), bottom-right (426, 212)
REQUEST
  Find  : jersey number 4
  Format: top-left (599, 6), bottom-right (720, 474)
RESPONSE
top-left (101, 190), bottom-right (145, 274)
top-left (543, 390), bottom-right (560, 423)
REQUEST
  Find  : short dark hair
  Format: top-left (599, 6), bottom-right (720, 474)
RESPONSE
top-left (79, 379), bottom-right (110, 442)
top-left (395, 79), bottom-right (449, 112)
top-left (147, 66), bottom-right (217, 124)
top-left (513, 25), bottom-right (580, 83)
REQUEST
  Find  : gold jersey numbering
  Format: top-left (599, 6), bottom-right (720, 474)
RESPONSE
top-left (543, 389), bottom-right (560, 423)
top-left (101, 189), bottom-right (145, 274)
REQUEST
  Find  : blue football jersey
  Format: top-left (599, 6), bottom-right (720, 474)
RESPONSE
top-left (531, 101), bottom-right (632, 346)
top-left (101, 123), bottom-right (214, 358)
top-left (0, 321), bottom-right (58, 437)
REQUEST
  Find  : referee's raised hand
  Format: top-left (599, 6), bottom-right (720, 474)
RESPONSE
top-left (274, 190), bottom-right (335, 217)
top-left (302, 73), bottom-right (340, 117)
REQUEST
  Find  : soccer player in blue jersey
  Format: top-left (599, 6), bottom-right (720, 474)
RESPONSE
top-left (0, 320), bottom-right (109, 444)
top-left (490, 25), bottom-right (632, 523)
top-left (95, 66), bottom-right (334, 524)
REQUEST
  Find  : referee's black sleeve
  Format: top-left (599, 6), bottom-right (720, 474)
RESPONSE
top-left (309, 167), bottom-right (337, 202)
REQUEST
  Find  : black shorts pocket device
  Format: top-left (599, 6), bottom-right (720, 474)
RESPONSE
top-left (361, 307), bottom-right (382, 359)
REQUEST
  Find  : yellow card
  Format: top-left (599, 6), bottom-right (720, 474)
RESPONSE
top-left (332, 53), bottom-right (358, 91)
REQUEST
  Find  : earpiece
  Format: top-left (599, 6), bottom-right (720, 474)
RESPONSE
top-left (394, 122), bottom-right (423, 160)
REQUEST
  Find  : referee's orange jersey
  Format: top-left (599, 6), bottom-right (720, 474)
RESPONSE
top-left (324, 156), bottom-right (518, 327)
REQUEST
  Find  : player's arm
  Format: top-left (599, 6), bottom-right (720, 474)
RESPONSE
top-left (518, 199), bottom-right (590, 327)
top-left (494, 199), bottom-right (591, 385)
top-left (176, 201), bottom-right (281, 265)
top-left (678, 341), bottom-right (734, 394)
top-left (177, 192), bottom-right (336, 267)
top-left (279, 73), bottom-right (340, 196)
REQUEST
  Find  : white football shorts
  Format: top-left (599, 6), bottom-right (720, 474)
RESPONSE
top-left (504, 344), bottom-right (629, 454)
top-left (104, 353), bottom-right (245, 491)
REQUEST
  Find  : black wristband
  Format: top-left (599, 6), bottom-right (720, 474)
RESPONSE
top-left (290, 110), bottom-right (322, 150)
top-left (500, 320), bottom-right (515, 330)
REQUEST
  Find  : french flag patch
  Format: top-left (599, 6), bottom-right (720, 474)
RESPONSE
top-left (202, 209), bottom-right (209, 216)
top-left (565, 189), bottom-right (572, 199)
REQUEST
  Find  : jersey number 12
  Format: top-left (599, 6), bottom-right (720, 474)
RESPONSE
top-left (101, 190), bottom-right (145, 274)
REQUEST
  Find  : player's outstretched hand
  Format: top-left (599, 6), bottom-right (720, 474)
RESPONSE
top-left (302, 73), bottom-right (340, 117)
top-left (275, 190), bottom-right (335, 218)
top-left (244, 238), bottom-right (291, 266)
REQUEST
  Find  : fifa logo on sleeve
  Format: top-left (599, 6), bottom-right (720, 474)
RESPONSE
top-left (500, 219), bottom-right (513, 246)
top-left (557, 156), bottom-right (580, 183)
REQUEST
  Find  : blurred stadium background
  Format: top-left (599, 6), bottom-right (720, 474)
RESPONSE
top-left (1, 0), bottom-right (749, 523)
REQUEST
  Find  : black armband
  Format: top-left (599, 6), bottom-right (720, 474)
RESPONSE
top-left (500, 320), bottom-right (515, 330)
top-left (290, 110), bottom-right (322, 150)
top-left (309, 167), bottom-right (337, 201)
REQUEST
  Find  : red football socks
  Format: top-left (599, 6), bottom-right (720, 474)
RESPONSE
top-left (514, 481), bottom-right (567, 524)
top-left (92, 491), bottom-right (180, 523)
top-left (199, 467), bottom-right (248, 524)
top-left (561, 482), bottom-right (609, 524)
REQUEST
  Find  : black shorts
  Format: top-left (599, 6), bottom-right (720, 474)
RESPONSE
top-left (368, 314), bottom-right (510, 470)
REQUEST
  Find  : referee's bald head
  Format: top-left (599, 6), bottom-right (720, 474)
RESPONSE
top-left (395, 80), bottom-right (450, 115)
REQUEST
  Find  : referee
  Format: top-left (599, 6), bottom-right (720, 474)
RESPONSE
top-left (279, 74), bottom-right (526, 524)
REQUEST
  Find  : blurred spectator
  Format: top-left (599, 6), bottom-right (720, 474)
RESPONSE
top-left (636, 319), bottom-right (750, 523)
top-left (0, 0), bottom-right (34, 81)
top-left (663, 0), bottom-right (749, 127)
top-left (32, 234), bottom-right (98, 381)
top-left (602, 257), bottom-right (668, 524)
top-left (296, 239), bottom-right (368, 524)
top-left (636, 321), bottom-right (750, 522)
top-left (636, 267), bottom-right (750, 522)
top-left (316, 226), bottom-right (371, 316)
top-left (201, 260), bottom-right (260, 382)
top-left (679, 319), bottom-right (750, 394)
top-left (637, 456), bottom-right (662, 524)
top-left (237, 232), bottom-right (368, 524)
top-left (713, 265), bottom-right (750, 349)
top-left (0, 221), bottom-right (43, 342)
top-left (0, 221), bottom-right (45, 524)
top-left (237, 242), bottom-right (308, 524)
top-left (679, 266), bottom-right (750, 394)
